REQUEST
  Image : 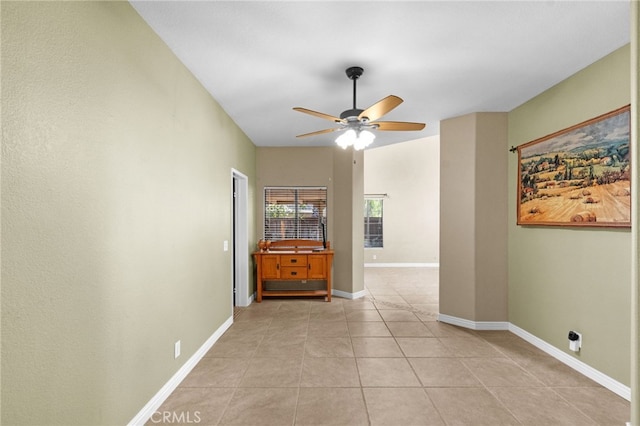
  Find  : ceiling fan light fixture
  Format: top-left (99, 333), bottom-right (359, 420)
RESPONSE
top-left (335, 129), bottom-right (375, 150)
top-left (354, 130), bottom-right (375, 150)
top-left (335, 129), bottom-right (356, 149)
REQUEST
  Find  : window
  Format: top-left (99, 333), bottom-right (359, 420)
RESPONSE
top-left (264, 187), bottom-right (327, 241)
top-left (364, 198), bottom-right (383, 248)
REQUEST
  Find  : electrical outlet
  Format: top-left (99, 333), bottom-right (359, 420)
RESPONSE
top-left (223, 240), bottom-right (229, 251)
top-left (372, 254), bottom-right (377, 260)
top-left (175, 340), bottom-right (181, 359)
top-left (568, 331), bottom-right (582, 352)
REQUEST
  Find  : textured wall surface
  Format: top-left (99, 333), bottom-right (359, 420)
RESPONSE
top-left (364, 135), bottom-right (440, 264)
top-left (508, 45), bottom-right (631, 385)
top-left (2, 2), bottom-right (255, 424)
top-left (255, 146), bottom-right (365, 295)
top-left (439, 113), bottom-right (508, 322)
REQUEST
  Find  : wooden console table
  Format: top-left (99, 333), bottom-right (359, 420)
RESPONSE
top-left (253, 239), bottom-right (334, 302)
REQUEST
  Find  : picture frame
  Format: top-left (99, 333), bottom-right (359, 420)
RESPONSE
top-left (517, 105), bottom-right (631, 228)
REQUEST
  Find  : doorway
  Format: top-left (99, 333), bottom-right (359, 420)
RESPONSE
top-left (232, 169), bottom-right (250, 307)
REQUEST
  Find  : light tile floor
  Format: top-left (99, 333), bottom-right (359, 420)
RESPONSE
top-left (149, 267), bottom-right (630, 425)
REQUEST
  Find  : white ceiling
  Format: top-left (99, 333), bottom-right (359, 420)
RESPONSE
top-left (130, 1), bottom-right (630, 149)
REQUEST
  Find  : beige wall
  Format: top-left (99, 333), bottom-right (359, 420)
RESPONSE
top-left (333, 148), bottom-right (365, 294)
top-left (439, 113), bottom-right (508, 322)
top-left (508, 45), bottom-right (631, 385)
top-left (440, 115), bottom-right (477, 318)
top-left (256, 136), bottom-right (440, 277)
top-left (2, 3), bottom-right (256, 425)
top-left (255, 146), bottom-right (364, 294)
top-left (363, 136), bottom-right (440, 264)
top-left (255, 147), bottom-right (335, 241)
top-left (475, 114), bottom-right (509, 320)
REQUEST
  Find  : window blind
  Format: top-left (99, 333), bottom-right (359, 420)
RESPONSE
top-left (264, 187), bottom-right (327, 241)
top-left (364, 198), bottom-right (383, 248)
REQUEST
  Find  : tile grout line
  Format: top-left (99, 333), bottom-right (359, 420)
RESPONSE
top-left (349, 301), bottom-right (373, 426)
top-left (290, 307), bottom-right (310, 426)
top-left (371, 285), bottom-right (506, 425)
top-left (376, 291), bottom-right (449, 425)
top-left (473, 329), bottom-right (605, 424)
top-left (370, 281), bottom-right (605, 424)
top-left (160, 268), bottom-right (624, 425)
top-left (361, 291), bottom-right (441, 423)
top-left (216, 313), bottom-right (274, 425)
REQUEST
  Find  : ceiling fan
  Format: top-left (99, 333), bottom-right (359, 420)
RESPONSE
top-left (293, 66), bottom-right (426, 150)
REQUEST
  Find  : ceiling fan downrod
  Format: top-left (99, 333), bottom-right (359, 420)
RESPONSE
top-left (342, 66), bottom-right (364, 119)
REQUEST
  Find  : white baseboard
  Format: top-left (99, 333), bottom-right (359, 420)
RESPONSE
top-left (128, 316), bottom-right (234, 426)
top-left (438, 313), bottom-right (509, 330)
top-left (437, 313), bottom-right (631, 402)
top-left (237, 293), bottom-right (253, 308)
top-left (509, 323), bottom-right (631, 401)
top-left (332, 288), bottom-right (367, 300)
top-left (364, 262), bottom-right (439, 268)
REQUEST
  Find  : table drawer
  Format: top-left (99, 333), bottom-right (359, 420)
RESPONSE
top-left (280, 255), bottom-right (307, 267)
top-left (280, 266), bottom-right (308, 279)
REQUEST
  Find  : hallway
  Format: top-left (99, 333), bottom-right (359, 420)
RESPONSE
top-left (148, 268), bottom-right (629, 425)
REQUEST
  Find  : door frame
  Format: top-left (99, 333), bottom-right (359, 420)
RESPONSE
top-left (231, 169), bottom-right (250, 307)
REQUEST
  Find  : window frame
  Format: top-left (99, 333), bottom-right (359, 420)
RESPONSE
top-left (263, 186), bottom-right (327, 242)
top-left (364, 196), bottom-right (384, 248)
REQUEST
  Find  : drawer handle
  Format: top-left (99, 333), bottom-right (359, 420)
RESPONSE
top-left (277, 264), bottom-right (279, 270)
top-left (291, 271), bottom-right (297, 276)
top-left (291, 259), bottom-right (297, 263)
top-left (308, 264), bottom-right (311, 270)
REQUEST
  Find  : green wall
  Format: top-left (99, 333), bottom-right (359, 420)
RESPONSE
top-left (508, 45), bottom-right (631, 385)
top-left (1, 2), bottom-right (256, 424)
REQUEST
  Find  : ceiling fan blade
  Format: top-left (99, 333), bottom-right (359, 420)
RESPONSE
top-left (293, 107), bottom-right (342, 123)
top-left (373, 121), bottom-right (426, 131)
top-left (358, 95), bottom-right (403, 122)
top-left (296, 128), bottom-right (340, 138)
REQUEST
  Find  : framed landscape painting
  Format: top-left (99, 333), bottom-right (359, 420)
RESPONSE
top-left (517, 105), bottom-right (631, 228)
